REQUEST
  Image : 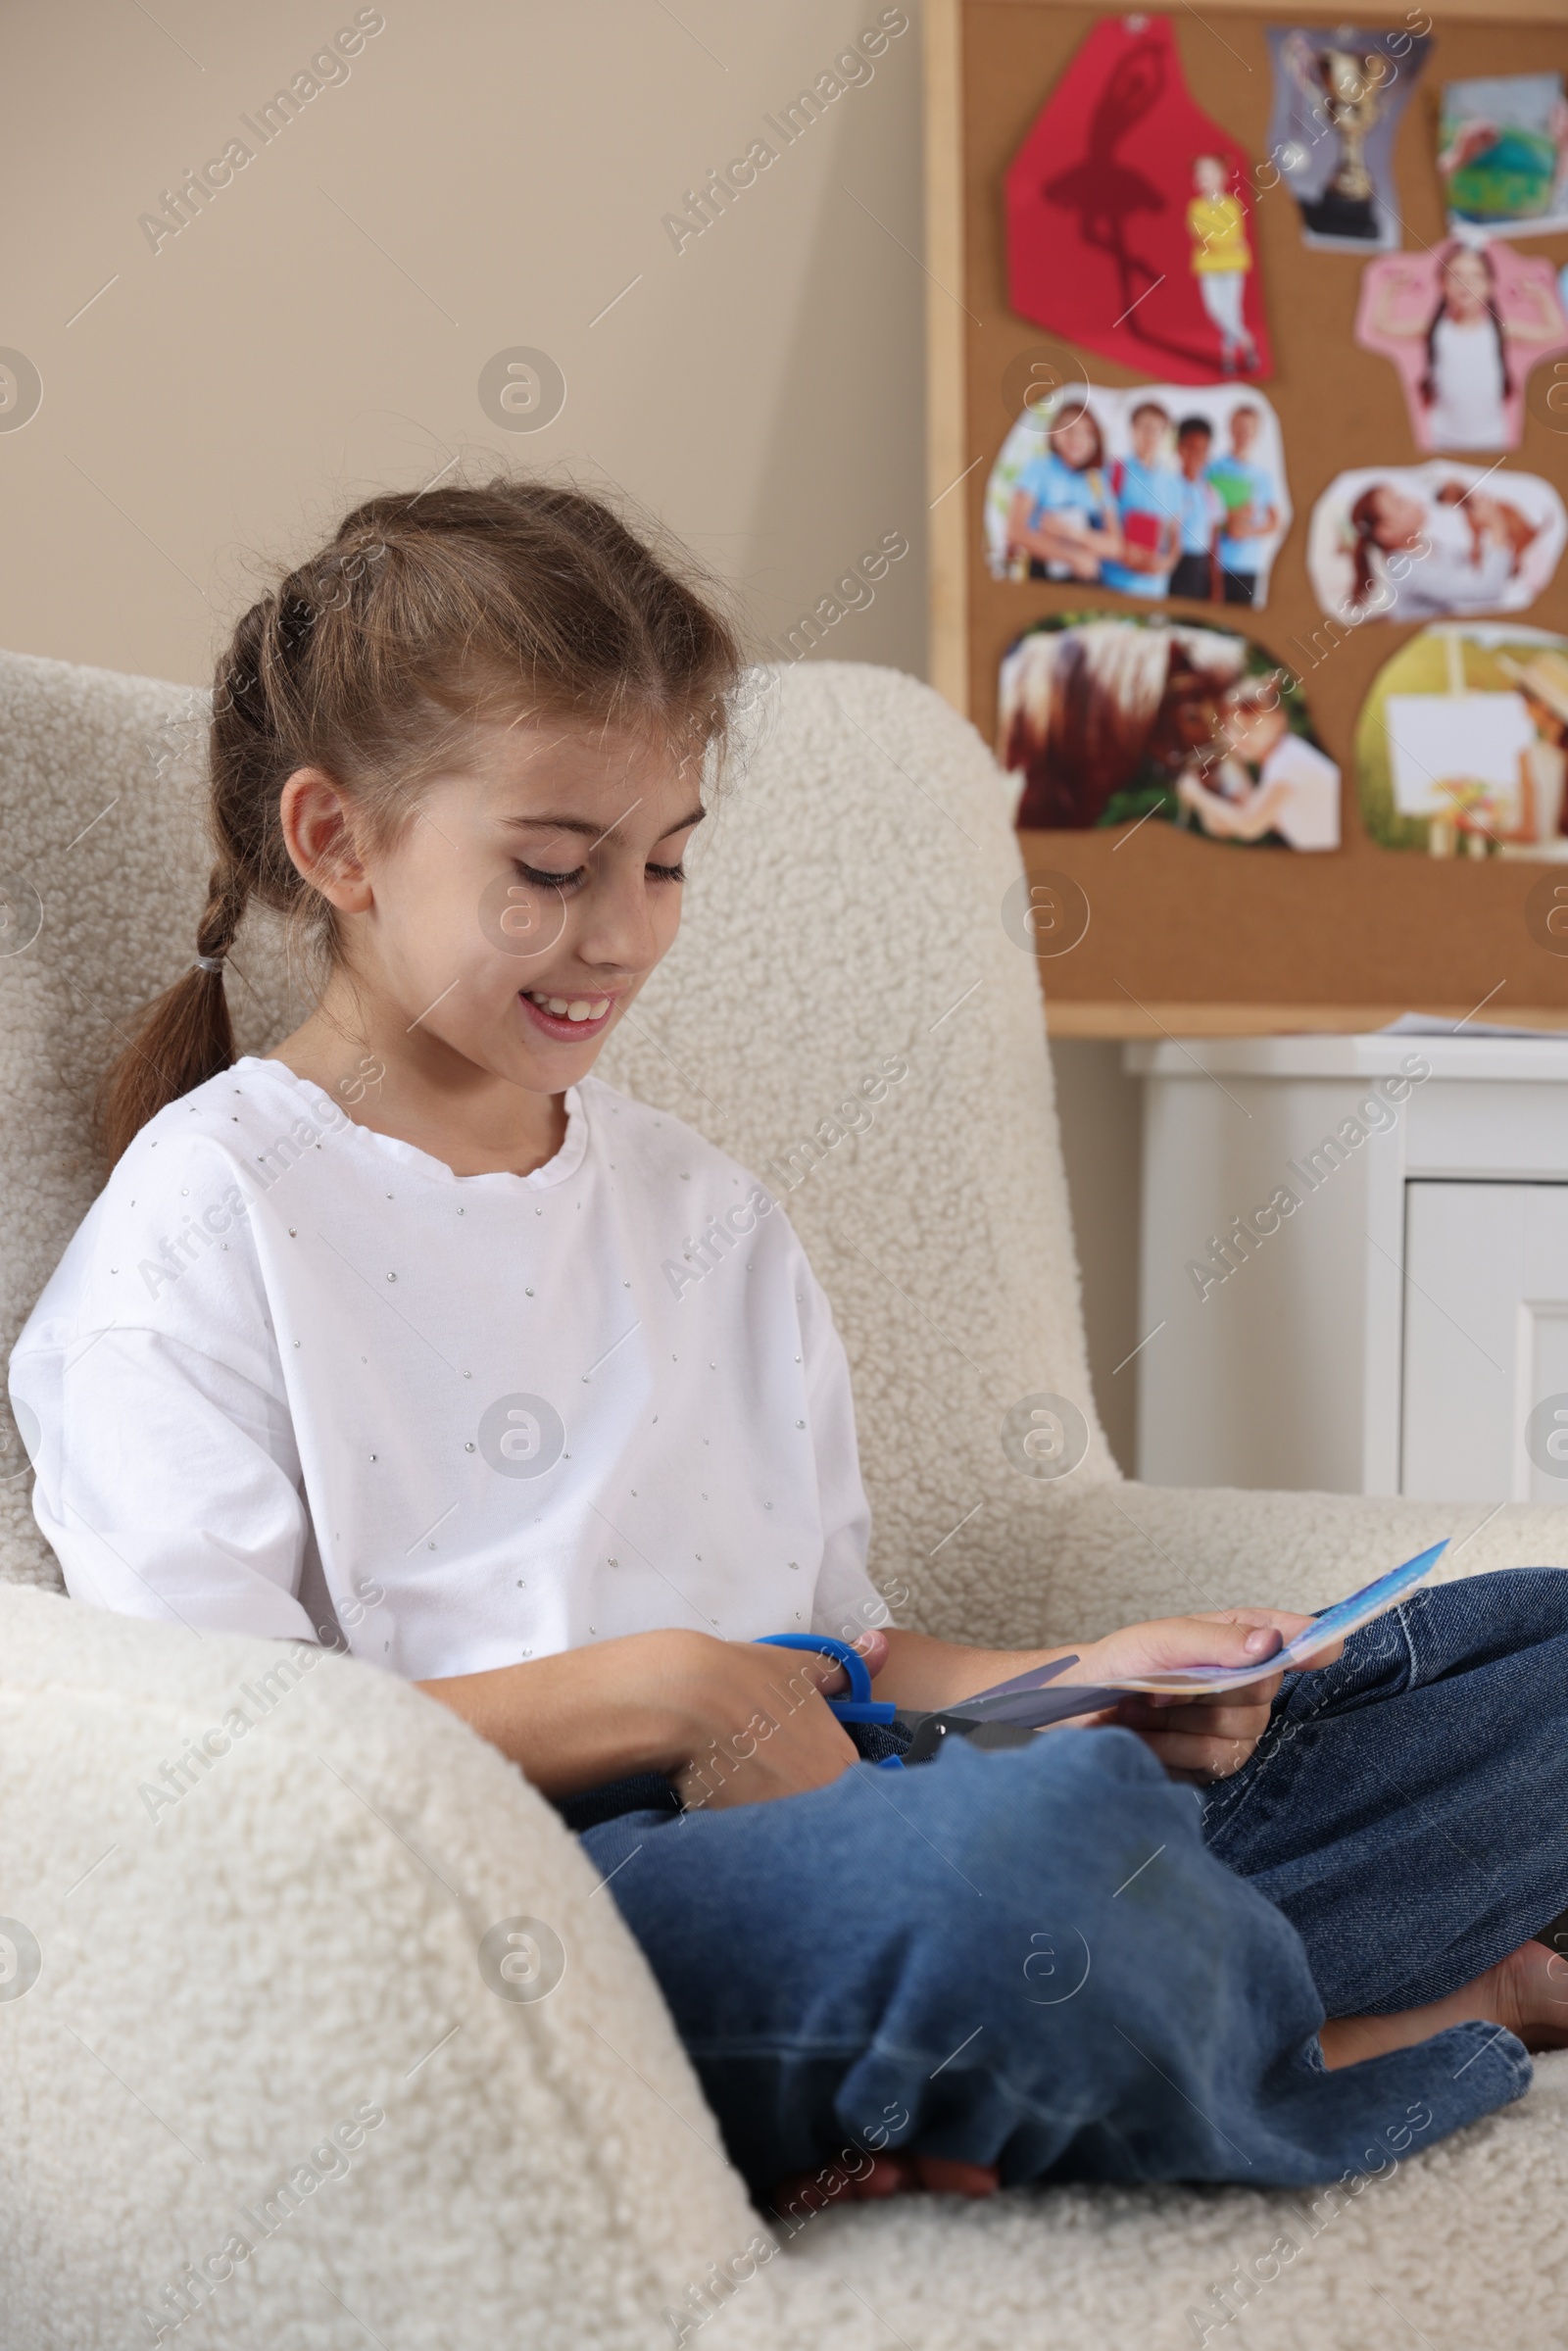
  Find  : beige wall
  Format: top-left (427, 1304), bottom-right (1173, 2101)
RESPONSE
top-left (3, 0), bottom-right (1139, 1455)
top-left (3, 0), bottom-right (925, 684)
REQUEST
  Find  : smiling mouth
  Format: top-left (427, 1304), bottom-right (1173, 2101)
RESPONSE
top-left (519, 989), bottom-right (617, 1035)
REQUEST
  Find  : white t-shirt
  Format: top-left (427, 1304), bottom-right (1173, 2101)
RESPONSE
top-left (1428, 316), bottom-right (1507, 451)
top-left (8, 1060), bottom-right (879, 1678)
top-left (1257, 733), bottom-right (1341, 851)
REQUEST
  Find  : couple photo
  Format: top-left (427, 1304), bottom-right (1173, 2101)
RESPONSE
top-left (986, 381), bottom-right (1291, 611)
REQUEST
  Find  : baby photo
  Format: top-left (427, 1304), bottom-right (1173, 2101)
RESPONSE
top-left (986, 384), bottom-right (1291, 610)
top-left (1307, 461), bottom-right (1567, 624)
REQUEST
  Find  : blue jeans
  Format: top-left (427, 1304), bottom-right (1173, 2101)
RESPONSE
top-left (581, 1571), bottom-right (1567, 2196)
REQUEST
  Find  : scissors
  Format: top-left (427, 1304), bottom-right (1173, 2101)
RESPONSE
top-left (757, 1634), bottom-right (1122, 1768)
top-left (758, 1543), bottom-right (1449, 1765)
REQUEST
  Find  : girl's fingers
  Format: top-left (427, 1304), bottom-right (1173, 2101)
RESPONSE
top-left (1110, 1697), bottom-right (1273, 1740)
top-left (1137, 1730), bottom-right (1259, 1779)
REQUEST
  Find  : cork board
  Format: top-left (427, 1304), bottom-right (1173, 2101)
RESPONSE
top-left (926, 0), bottom-right (1568, 1032)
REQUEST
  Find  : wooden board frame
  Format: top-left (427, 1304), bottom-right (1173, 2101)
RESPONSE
top-left (926, 0), bottom-right (1568, 1035)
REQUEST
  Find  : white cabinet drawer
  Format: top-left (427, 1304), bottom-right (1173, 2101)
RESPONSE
top-left (1400, 1182), bottom-right (1568, 1504)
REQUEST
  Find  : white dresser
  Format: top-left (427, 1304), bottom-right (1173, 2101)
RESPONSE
top-left (1126, 1034), bottom-right (1568, 1502)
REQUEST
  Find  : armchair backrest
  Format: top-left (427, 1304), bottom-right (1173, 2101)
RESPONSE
top-left (0, 650), bottom-right (1111, 1622)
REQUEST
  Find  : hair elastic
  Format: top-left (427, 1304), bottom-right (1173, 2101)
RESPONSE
top-left (193, 953), bottom-right (227, 973)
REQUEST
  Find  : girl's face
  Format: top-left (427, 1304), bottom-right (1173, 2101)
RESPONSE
top-left (283, 715), bottom-right (704, 1096)
top-left (1053, 410), bottom-right (1097, 468)
top-left (1371, 486), bottom-right (1426, 549)
top-left (1443, 250), bottom-right (1491, 321)
top-left (1194, 156), bottom-right (1227, 198)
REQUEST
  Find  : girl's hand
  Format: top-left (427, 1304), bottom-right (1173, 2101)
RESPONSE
top-left (1067, 1609), bottom-right (1345, 1785)
top-left (662, 1633), bottom-right (884, 1812)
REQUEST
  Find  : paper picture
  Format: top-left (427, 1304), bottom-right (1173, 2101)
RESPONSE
top-left (1307, 462), bottom-right (1566, 625)
top-left (1000, 612), bottom-right (1340, 850)
top-left (1355, 623), bottom-right (1568, 858)
top-left (1440, 73), bottom-right (1568, 240)
top-left (985, 384), bottom-right (1291, 611)
top-left (1355, 240), bottom-right (1568, 452)
top-left (956, 1543), bottom-right (1448, 1713)
top-left (1265, 24), bottom-right (1430, 252)
top-left (1005, 15), bottom-right (1273, 386)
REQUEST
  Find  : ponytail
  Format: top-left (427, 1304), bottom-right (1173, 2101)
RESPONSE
top-left (92, 476), bottom-right (741, 1166)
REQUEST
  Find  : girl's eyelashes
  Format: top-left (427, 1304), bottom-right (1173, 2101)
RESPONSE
top-left (513, 857), bottom-right (686, 890)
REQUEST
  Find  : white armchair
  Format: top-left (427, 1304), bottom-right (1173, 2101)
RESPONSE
top-left (2, 648), bottom-right (1564, 2349)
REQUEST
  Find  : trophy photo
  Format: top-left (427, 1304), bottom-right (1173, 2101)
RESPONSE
top-left (1268, 25), bottom-right (1430, 252)
top-left (1286, 36), bottom-right (1395, 241)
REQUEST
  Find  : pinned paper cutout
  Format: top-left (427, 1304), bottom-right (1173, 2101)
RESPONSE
top-left (1355, 623), bottom-right (1568, 858)
top-left (1005, 16), bottom-right (1271, 385)
top-left (1355, 239), bottom-right (1568, 452)
top-left (1441, 73), bottom-right (1568, 239)
top-left (1308, 462), bottom-right (1567, 625)
top-left (985, 381), bottom-right (1290, 610)
top-left (1265, 24), bottom-right (1429, 252)
top-left (999, 612), bottom-right (1339, 850)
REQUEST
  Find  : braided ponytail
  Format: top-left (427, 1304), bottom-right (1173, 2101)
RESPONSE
top-left (93, 474), bottom-right (741, 1164)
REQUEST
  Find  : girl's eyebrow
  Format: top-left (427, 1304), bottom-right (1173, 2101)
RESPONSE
top-left (500, 806), bottom-right (707, 841)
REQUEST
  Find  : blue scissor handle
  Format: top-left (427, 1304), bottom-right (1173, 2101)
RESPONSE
top-left (757, 1633), bottom-right (899, 1725)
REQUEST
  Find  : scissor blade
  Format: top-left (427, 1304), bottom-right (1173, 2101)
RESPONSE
top-left (967, 1683), bottom-right (1125, 1729)
top-left (954, 1652), bottom-right (1082, 1711)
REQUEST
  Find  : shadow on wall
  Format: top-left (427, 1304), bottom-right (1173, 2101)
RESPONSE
top-left (740, 14), bottom-right (925, 673)
top-left (1049, 1038), bottom-right (1143, 1473)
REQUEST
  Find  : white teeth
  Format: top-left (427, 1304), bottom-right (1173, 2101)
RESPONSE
top-left (528, 992), bottom-right (612, 1020)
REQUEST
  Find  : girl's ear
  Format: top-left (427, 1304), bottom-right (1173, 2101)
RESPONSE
top-left (278, 767), bottom-right (373, 912)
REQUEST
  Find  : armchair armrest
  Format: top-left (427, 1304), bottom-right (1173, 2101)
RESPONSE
top-left (0, 1588), bottom-right (779, 2350)
top-left (904, 1478), bottom-right (1568, 1650)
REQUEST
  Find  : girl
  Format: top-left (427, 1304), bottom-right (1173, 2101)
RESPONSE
top-left (1004, 399), bottom-right (1121, 583)
top-left (1361, 241), bottom-right (1568, 453)
top-left (1173, 674), bottom-right (1340, 851)
top-left (1186, 153), bottom-right (1260, 378)
top-left (11, 480), bottom-right (1568, 2213)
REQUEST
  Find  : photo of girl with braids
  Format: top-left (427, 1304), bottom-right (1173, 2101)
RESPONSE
top-left (1355, 238), bottom-right (1568, 452)
top-left (1307, 461), bottom-right (1567, 625)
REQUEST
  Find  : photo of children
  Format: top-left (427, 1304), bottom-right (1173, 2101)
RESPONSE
top-left (998, 612), bottom-right (1340, 850)
top-left (1355, 239), bottom-right (1568, 452)
top-left (986, 384), bottom-right (1290, 611)
top-left (1307, 462), bottom-right (1567, 625)
top-left (1440, 73), bottom-right (1568, 240)
top-left (1355, 624), bottom-right (1568, 858)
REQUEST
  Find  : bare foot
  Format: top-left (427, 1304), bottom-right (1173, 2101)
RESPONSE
top-left (771, 2152), bottom-right (1000, 2215)
top-left (1321, 1936), bottom-right (1568, 2071)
